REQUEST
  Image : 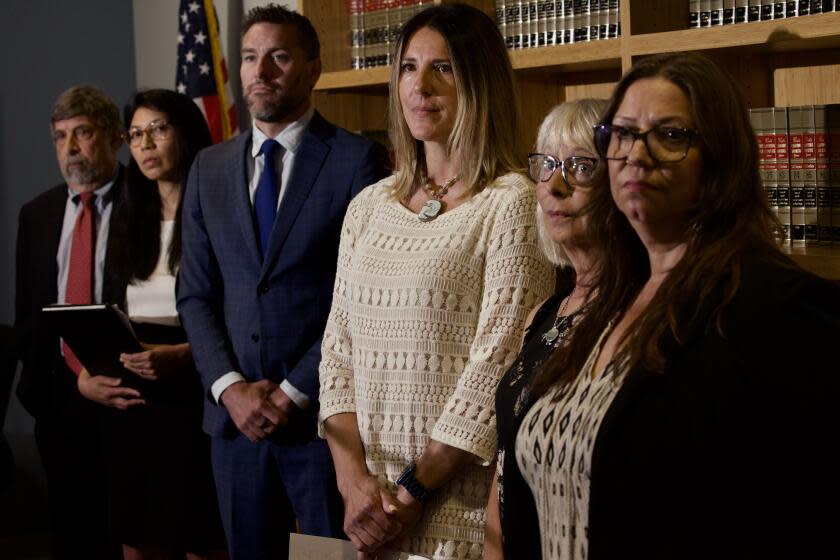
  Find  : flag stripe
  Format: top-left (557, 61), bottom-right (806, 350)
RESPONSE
top-left (203, 0), bottom-right (233, 141)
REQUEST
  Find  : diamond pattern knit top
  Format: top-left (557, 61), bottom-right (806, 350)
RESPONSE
top-left (319, 172), bottom-right (554, 559)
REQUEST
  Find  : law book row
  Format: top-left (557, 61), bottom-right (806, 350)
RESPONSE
top-left (346, 0), bottom-right (431, 70)
top-left (689, 0), bottom-right (839, 27)
top-left (345, 1), bottom-right (621, 70)
top-left (495, 1), bottom-right (621, 50)
top-left (750, 105), bottom-right (840, 246)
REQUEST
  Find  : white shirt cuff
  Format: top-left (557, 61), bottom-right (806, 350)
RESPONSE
top-left (211, 371), bottom-right (246, 404)
top-left (280, 379), bottom-right (311, 409)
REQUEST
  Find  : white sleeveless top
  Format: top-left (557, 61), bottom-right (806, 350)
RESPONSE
top-left (126, 220), bottom-right (179, 327)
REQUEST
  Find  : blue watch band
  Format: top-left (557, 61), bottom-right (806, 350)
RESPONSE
top-left (396, 462), bottom-right (431, 502)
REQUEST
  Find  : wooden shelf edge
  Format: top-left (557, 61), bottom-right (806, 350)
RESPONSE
top-left (784, 245), bottom-right (840, 280)
top-left (510, 38), bottom-right (622, 72)
top-left (628, 11), bottom-right (840, 57)
top-left (315, 66), bottom-right (391, 92)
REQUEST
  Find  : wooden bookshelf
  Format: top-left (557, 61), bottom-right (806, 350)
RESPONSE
top-left (628, 11), bottom-right (840, 56)
top-left (786, 246), bottom-right (840, 280)
top-left (303, 0), bottom-right (840, 278)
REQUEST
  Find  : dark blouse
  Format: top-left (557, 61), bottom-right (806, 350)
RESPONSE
top-left (495, 285), bottom-right (583, 560)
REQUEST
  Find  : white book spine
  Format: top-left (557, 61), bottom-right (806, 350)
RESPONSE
top-left (789, 106), bottom-right (807, 246)
top-left (748, 0), bottom-right (762, 20)
top-left (723, 0), bottom-right (736, 23)
top-left (700, 0), bottom-right (712, 25)
top-left (711, 0), bottom-right (724, 24)
top-left (690, 0), bottom-right (701, 26)
top-left (760, 0), bottom-right (774, 19)
top-left (736, 0), bottom-right (749, 22)
top-left (803, 105), bottom-right (819, 244)
top-left (815, 105), bottom-right (831, 243)
top-left (775, 107), bottom-right (792, 244)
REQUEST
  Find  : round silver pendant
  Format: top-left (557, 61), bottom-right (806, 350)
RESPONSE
top-left (418, 199), bottom-right (443, 222)
top-left (542, 326), bottom-right (560, 345)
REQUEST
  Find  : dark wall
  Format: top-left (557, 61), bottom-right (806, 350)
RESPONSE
top-left (0, 0), bottom-right (137, 328)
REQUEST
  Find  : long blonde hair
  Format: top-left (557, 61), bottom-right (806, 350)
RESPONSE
top-left (387, 4), bottom-right (521, 200)
top-left (533, 98), bottom-right (608, 266)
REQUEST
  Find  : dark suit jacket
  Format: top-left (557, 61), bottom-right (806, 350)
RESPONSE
top-left (588, 252), bottom-right (840, 559)
top-left (14, 167), bottom-right (126, 421)
top-left (177, 111), bottom-right (388, 438)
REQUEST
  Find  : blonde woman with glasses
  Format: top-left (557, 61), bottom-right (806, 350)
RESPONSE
top-left (483, 99), bottom-right (608, 560)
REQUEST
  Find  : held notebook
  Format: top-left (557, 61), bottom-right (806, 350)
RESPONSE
top-left (42, 303), bottom-right (142, 378)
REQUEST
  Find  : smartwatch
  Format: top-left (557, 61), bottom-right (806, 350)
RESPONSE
top-left (396, 462), bottom-right (432, 502)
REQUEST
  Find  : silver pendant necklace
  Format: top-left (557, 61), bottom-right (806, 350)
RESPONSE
top-left (542, 289), bottom-right (577, 345)
top-left (418, 175), bottom-right (460, 222)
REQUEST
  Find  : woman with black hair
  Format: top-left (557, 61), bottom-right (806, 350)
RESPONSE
top-left (78, 89), bottom-right (227, 559)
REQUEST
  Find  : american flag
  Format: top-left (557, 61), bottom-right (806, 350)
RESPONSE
top-left (176, 0), bottom-right (238, 143)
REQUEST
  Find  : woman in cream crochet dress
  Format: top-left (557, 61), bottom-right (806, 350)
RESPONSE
top-left (318, 4), bottom-right (554, 560)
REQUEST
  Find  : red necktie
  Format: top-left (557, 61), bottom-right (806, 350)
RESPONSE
top-left (63, 191), bottom-right (95, 375)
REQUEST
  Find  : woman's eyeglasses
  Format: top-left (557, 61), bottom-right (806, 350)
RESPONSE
top-left (527, 153), bottom-right (599, 189)
top-left (593, 123), bottom-right (699, 163)
top-left (125, 120), bottom-right (172, 147)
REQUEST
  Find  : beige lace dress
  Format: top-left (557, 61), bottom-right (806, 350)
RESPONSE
top-left (319, 173), bottom-right (554, 559)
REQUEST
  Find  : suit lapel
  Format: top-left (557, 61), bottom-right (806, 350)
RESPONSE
top-left (230, 130), bottom-right (263, 266)
top-left (45, 187), bottom-right (69, 301)
top-left (261, 113), bottom-right (331, 273)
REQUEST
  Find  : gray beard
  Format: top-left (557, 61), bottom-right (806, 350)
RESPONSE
top-left (63, 160), bottom-right (101, 186)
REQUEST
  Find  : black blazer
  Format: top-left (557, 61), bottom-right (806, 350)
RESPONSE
top-left (588, 252), bottom-right (840, 559)
top-left (14, 167), bottom-right (127, 420)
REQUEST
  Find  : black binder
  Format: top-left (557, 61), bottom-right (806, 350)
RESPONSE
top-left (42, 304), bottom-right (142, 378)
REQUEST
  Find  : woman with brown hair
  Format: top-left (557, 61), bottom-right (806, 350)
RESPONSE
top-left (511, 52), bottom-right (840, 559)
top-left (318, 4), bottom-right (554, 559)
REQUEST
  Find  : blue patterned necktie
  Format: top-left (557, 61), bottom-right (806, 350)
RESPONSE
top-left (254, 138), bottom-right (281, 255)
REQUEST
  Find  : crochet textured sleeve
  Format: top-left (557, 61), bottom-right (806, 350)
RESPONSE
top-left (318, 191), bottom-right (366, 429)
top-left (430, 176), bottom-right (555, 463)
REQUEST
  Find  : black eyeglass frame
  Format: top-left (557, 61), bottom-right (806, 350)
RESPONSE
top-left (593, 123), bottom-right (701, 164)
top-left (527, 152), bottom-right (600, 190)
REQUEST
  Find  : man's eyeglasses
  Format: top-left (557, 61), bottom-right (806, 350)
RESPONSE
top-left (125, 120), bottom-right (173, 147)
top-left (594, 123), bottom-right (700, 163)
top-left (527, 153), bottom-right (599, 189)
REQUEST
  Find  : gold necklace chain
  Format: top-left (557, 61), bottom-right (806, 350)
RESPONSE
top-left (422, 175), bottom-right (460, 200)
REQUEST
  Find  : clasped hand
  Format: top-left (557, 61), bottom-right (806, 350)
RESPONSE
top-left (220, 380), bottom-right (296, 442)
top-left (77, 343), bottom-right (191, 410)
top-left (119, 342), bottom-right (188, 380)
top-left (342, 474), bottom-right (424, 558)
